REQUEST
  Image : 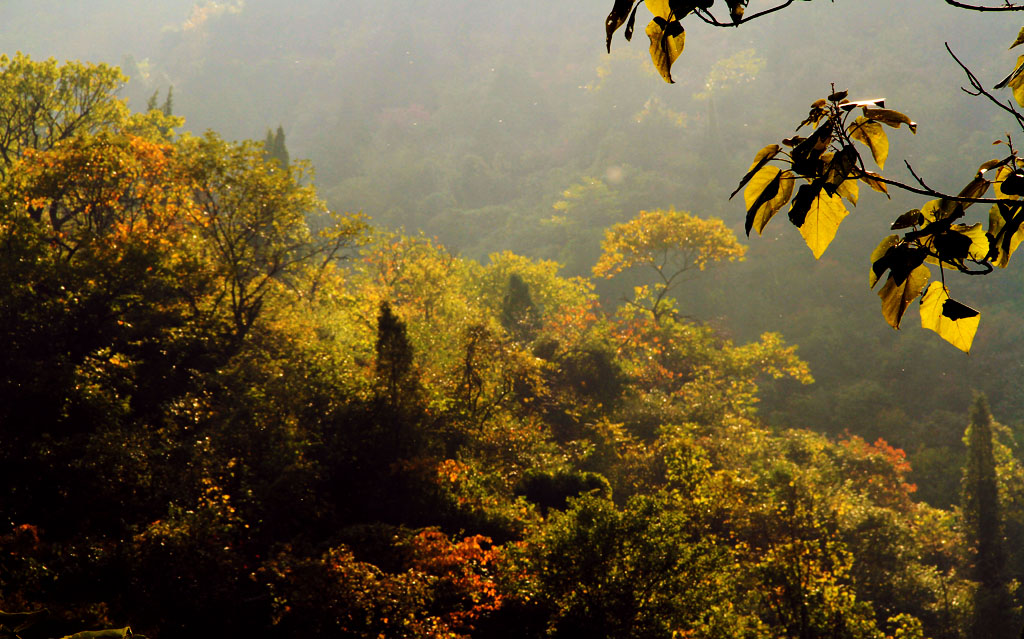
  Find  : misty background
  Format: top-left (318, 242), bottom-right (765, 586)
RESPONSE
top-left (3, 0), bottom-right (1021, 504)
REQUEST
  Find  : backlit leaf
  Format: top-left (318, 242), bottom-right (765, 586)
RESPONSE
top-left (988, 201), bottom-right (1024, 267)
top-left (730, 144), bottom-right (780, 199)
top-left (796, 190), bottom-right (849, 259)
top-left (858, 170), bottom-right (888, 195)
top-left (878, 264), bottom-right (929, 330)
top-left (847, 116), bottom-right (888, 169)
top-left (863, 107), bottom-right (917, 134)
top-left (743, 166), bottom-right (794, 236)
top-left (1012, 26), bottom-right (1024, 50)
top-left (869, 234), bottom-right (899, 288)
top-left (920, 282), bottom-right (979, 353)
top-left (836, 177), bottom-right (858, 206)
top-left (890, 209), bottom-right (922, 230)
top-left (646, 18), bottom-right (685, 83)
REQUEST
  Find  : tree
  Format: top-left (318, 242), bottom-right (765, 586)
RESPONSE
top-left (593, 207), bottom-right (746, 322)
top-left (603, 3), bottom-right (1024, 353)
top-left (961, 394), bottom-right (1015, 639)
top-left (263, 125), bottom-right (290, 168)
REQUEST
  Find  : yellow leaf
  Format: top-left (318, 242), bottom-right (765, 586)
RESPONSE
top-left (878, 264), bottom-right (929, 329)
top-left (743, 166), bottom-right (794, 236)
top-left (797, 191), bottom-right (849, 259)
top-left (919, 282), bottom-right (980, 353)
top-left (836, 177), bottom-right (858, 206)
top-left (847, 116), bottom-right (888, 169)
top-left (646, 18), bottom-right (685, 83)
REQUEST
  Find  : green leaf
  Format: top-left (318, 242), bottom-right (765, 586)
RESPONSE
top-left (863, 107), bottom-right (917, 134)
top-left (730, 144), bottom-right (780, 199)
top-left (878, 264), bottom-right (929, 330)
top-left (920, 282), bottom-right (979, 353)
top-left (645, 17), bottom-right (685, 83)
top-left (744, 166), bottom-right (794, 235)
top-left (847, 116), bottom-right (888, 169)
top-left (795, 190), bottom-right (849, 259)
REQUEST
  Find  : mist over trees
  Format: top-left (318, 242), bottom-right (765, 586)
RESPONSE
top-left (3, 1), bottom-right (1024, 637)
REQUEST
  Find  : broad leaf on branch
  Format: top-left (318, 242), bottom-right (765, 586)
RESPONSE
top-left (869, 235), bottom-right (899, 288)
top-left (792, 189), bottom-right (849, 259)
top-left (920, 282), bottom-right (980, 352)
top-left (606, 0), bottom-right (638, 52)
top-left (646, 17), bottom-right (685, 83)
top-left (731, 144), bottom-right (780, 199)
top-left (863, 107), bottom-right (917, 134)
top-left (924, 223), bottom-right (989, 268)
top-left (743, 166), bottom-right (794, 235)
top-left (847, 116), bottom-right (889, 169)
top-left (870, 239), bottom-right (928, 290)
top-left (988, 200), bottom-right (1024, 267)
top-left (878, 264), bottom-right (929, 330)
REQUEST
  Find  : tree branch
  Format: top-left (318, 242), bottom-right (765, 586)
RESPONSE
top-left (945, 43), bottom-right (1024, 132)
top-left (693, 1), bottom-right (796, 27)
top-left (943, 0), bottom-right (1024, 10)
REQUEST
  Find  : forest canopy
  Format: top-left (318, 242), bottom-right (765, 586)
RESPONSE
top-left (2, 2), bottom-right (1024, 638)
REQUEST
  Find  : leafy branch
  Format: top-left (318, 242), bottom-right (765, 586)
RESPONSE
top-left (734, 35), bottom-right (1024, 352)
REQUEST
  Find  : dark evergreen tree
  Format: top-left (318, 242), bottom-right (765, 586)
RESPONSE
top-left (374, 300), bottom-right (418, 409)
top-left (262, 125), bottom-right (290, 168)
top-left (500, 273), bottom-right (540, 342)
top-left (161, 85), bottom-right (173, 116)
top-left (962, 393), bottom-right (1014, 639)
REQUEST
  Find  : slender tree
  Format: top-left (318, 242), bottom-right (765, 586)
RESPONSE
top-left (962, 393), bottom-right (1013, 639)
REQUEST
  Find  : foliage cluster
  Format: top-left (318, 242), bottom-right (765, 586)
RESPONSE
top-left (2, 54), bottom-right (1024, 639)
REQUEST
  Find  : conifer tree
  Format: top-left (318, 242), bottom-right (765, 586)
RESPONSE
top-left (962, 393), bottom-right (1013, 639)
top-left (500, 273), bottom-right (540, 342)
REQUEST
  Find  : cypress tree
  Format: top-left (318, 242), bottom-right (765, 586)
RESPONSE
top-left (500, 273), bottom-right (540, 342)
top-left (962, 393), bottom-right (1013, 639)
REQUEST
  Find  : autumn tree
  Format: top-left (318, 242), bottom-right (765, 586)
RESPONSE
top-left (593, 207), bottom-right (746, 322)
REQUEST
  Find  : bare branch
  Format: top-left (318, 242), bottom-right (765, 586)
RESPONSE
top-left (945, 43), bottom-right (1024, 132)
top-left (693, 1), bottom-right (796, 27)
top-left (943, 0), bottom-right (1024, 10)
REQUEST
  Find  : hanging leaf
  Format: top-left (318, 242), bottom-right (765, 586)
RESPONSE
top-left (625, 3), bottom-right (641, 40)
top-left (836, 176), bottom-right (858, 206)
top-left (988, 200), bottom-right (1024, 267)
top-left (869, 234), bottom-right (899, 288)
top-left (730, 144), bottom-right (780, 199)
top-left (606, 0), bottom-right (638, 52)
top-left (744, 166), bottom-right (794, 236)
top-left (1011, 26), bottom-right (1024, 50)
top-left (796, 190), bottom-right (849, 259)
top-left (646, 17), bottom-right (686, 83)
top-left (788, 181), bottom-right (822, 228)
top-left (891, 209), bottom-right (922, 230)
top-left (725, 0), bottom-right (747, 23)
top-left (847, 116), bottom-right (889, 169)
top-left (920, 282), bottom-right (980, 352)
top-left (878, 264), bottom-right (929, 330)
top-left (863, 107), bottom-right (917, 134)
top-left (869, 239), bottom-right (927, 289)
top-left (994, 54), bottom-right (1024, 108)
top-left (858, 170), bottom-right (889, 195)
top-left (925, 223), bottom-right (988, 268)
